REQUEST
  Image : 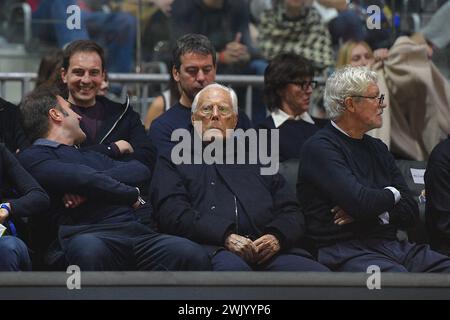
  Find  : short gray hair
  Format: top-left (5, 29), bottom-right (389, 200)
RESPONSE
top-left (324, 66), bottom-right (378, 120)
top-left (191, 83), bottom-right (238, 114)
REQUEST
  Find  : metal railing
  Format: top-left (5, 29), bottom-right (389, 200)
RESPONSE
top-left (0, 72), bottom-right (266, 117)
top-left (0, 72), bottom-right (325, 119)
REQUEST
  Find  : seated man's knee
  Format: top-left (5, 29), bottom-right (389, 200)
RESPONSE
top-left (211, 250), bottom-right (252, 271)
top-left (166, 237), bottom-right (211, 271)
top-left (0, 236), bottom-right (31, 271)
top-left (65, 234), bottom-right (111, 269)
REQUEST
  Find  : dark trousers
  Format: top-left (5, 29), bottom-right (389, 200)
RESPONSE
top-left (51, 222), bottom-right (211, 271)
top-left (211, 250), bottom-right (330, 271)
top-left (318, 239), bottom-right (450, 272)
top-left (0, 236), bottom-right (31, 271)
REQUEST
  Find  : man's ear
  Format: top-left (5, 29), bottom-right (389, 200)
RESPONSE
top-left (232, 113), bottom-right (238, 129)
top-left (48, 108), bottom-right (63, 122)
top-left (343, 97), bottom-right (355, 113)
top-left (191, 112), bottom-right (197, 125)
top-left (61, 68), bottom-right (68, 84)
top-left (172, 66), bottom-right (180, 82)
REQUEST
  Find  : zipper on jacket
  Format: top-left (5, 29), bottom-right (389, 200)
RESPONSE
top-left (99, 95), bottom-right (130, 144)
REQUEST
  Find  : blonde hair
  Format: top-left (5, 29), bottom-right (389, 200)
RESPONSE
top-left (336, 40), bottom-right (373, 69)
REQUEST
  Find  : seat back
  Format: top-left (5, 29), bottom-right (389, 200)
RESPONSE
top-left (395, 159), bottom-right (428, 243)
top-left (278, 158), bottom-right (300, 195)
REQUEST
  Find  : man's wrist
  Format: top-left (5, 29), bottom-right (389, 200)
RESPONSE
top-left (385, 187), bottom-right (401, 204)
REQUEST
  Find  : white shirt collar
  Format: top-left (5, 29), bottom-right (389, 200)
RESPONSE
top-left (271, 109), bottom-right (315, 128)
top-left (331, 120), bottom-right (350, 137)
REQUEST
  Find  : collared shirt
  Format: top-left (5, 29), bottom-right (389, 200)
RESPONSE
top-left (331, 120), bottom-right (350, 137)
top-left (271, 109), bottom-right (315, 128)
top-left (33, 138), bottom-right (62, 148)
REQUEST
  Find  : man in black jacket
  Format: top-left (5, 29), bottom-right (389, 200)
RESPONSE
top-left (18, 85), bottom-right (210, 271)
top-left (0, 97), bottom-right (29, 153)
top-left (297, 66), bottom-right (450, 272)
top-left (151, 83), bottom-right (328, 271)
top-left (60, 40), bottom-right (155, 170)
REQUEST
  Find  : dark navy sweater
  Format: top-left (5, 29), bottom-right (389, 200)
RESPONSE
top-left (148, 102), bottom-right (253, 157)
top-left (18, 140), bottom-right (150, 229)
top-left (297, 123), bottom-right (417, 248)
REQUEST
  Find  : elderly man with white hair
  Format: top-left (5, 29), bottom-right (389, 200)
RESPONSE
top-left (151, 83), bottom-right (329, 271)
top-left (297, 66), bottom-right (450, 273)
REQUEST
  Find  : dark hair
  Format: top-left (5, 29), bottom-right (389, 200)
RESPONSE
top-left (263, 52), bottom-right (314, 111)
top-left (62, 40), bottom-right (106, 71)
top-left (172, 34), bottom-right (216, 71)
top-left (20, 85), bottom-right (65, 142)
top-left (36, 48), bottom-right (64, 88)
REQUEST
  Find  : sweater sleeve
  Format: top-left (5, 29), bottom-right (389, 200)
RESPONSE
top-left (19, 148), bottom-right (139, 206)
top-left (2, 145), bottom-right (49, 217)
top-left (300, 138), bottom-right (396, 221)
top-left (382, 145), bottom-right (418, 228)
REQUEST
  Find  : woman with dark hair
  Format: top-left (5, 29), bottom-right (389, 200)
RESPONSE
top-left (256, 52), bottom-right (327, 161)
top-left (35, 49), bottom-right (64, 89)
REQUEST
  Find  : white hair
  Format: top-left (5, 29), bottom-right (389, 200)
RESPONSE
top-left (324, 66), bottom-right (378, 120)
top-left (191, 83), bottom-right (239, 114)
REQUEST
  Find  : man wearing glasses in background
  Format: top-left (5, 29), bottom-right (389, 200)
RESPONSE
top-left (256, 53), bottom-right (328, 162)
top-left (297, 66), bottom-right (450, 273)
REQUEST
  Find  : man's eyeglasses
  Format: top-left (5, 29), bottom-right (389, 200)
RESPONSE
top-left (198, 104), bottom-right (233, 117)
top-left (351, 94), bottom-right (385, 106)
top-left (289, 80), bottom-right (318, 90)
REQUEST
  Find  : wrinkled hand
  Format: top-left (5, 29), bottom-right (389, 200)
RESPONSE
top-left (253, 234), bottom-right (280, 264)
top-left (63, 193), bottom-right (87, 209)
top-left (332, 206), bottom-right (354, 226)
top-left (114, 140), bottom-right (134, 154)
top-left (225, 233), bottom-right (258, 263)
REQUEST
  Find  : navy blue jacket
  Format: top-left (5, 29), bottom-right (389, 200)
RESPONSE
top-left (150, 153), bottom-right (304, 252)
top-left (76, 96), bottom-right (156, 170)
top-left (298, 123), bottom-right (417, 248)
top-left (149, 102), bottom-right (253, 158)
top-left (18, 139), bottom-right (150, 229)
